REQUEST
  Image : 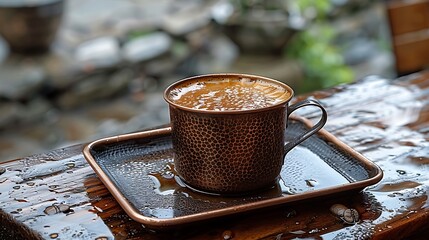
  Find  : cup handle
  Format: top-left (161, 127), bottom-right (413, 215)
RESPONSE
top-left (284, 99), bottom-right (328, 153)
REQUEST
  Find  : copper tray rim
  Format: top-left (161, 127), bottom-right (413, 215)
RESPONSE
top-left (82, 116), bottom-right (383, 228)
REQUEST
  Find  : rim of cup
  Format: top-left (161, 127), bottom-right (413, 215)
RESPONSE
top-left (163, 73), bottom-right (294, 114)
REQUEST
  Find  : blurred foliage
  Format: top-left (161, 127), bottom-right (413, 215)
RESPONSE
top-left (233, 0), bottom-right (288, 11)
top-left (293, 0), bottom-right (332, 20)
top-left (286, 0), bottom-right (354, 93)
top-left (287, 24), bottom-right (354, 93)
top-left (230, 0), bottom-right (355, 93)
top-left (126, 29), bottom-right (154, 40)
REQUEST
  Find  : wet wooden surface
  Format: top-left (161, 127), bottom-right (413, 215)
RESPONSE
top-left (2, 71), bottom-right (429, 239)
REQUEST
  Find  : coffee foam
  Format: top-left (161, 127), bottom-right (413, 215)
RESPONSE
top-left (168, 77), bottom-right (291, 111)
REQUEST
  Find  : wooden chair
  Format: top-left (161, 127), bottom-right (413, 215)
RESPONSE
top-left (386, 0), bottom-right (429, 76)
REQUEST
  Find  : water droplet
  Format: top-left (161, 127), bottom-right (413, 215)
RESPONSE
top-left (65, 162), bottom-right (75, 168)
top-left (7, 167), bottom-right (22, 172)
top-left (148, 167), bottom-right (182, 196)
top-left (396, 170), bottom-right (406, 175)
top-left (93, 206), bottom-right (103, 213)
top-left (162, 171), bottom-right (174, 179)
top-left (222, 230), bottom-right (233, 240)
top-left (285, 208), bottom-right (296, 218)
top-left (48, 185), bottom-right (59, 189)
top-left (95, 237), bottom-right (108, 240)
top-left (0, 177), bottom-right (7, 183)
top-left (49, 233), bottom-right (58, 239)
top-left (371, 181), bottom-right (421, 192)
top-left (0, 167), bottom-right (5, 175)
top-left (13, 185), bottom-right (20, 190)
top-left (305, 179), bottom-right (318, 187)
top-left (26, 182), bottom-right (35, 186)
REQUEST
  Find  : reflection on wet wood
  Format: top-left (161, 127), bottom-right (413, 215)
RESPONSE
top-left (2, 71), bottom-right (429, 239)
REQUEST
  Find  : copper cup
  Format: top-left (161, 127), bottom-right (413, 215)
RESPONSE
top-left (164, 74), bottom-right (327, 194)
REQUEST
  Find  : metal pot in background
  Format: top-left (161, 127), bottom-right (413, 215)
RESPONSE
top-left (211, 1), bottom-right (305, 55)
top-left (0, 0), bottom-right (64, 54)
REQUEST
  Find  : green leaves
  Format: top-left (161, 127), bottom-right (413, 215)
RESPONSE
top-left (294, 0), bottom-right (332, 20)
top-left (287, 24), bottom-right (353, 93)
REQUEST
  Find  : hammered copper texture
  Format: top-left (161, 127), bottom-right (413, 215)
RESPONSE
top-left (169, 105), bottom-right (287, 193)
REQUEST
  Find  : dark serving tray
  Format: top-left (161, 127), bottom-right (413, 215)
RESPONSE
top-left (83, 117), bottom-right (383, 228)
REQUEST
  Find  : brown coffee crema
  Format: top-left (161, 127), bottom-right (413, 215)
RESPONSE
top-left (168, 77), bottom-right (291, 111)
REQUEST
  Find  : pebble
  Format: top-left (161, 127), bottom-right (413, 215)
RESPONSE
top-left (56, 67), bottom-right (134, 109)
top-left (161, 2), bottom-right (212, 36)
top-left (222, 230), bottom-right (234, 240)
top-left (330, 204), bottom-right (360, 224)
top-left (44, 204), bottom-right (71, 215)
top-left (0, 102), bottom-right (21, 128)
top-left (122, 32), bottom-right (172, 63)
top-left (0, 64), bottom-right (46, 100)
top-left (75, 37), bottom-right (121, 69)
top-left (0, 37), bottom-right (8, 63)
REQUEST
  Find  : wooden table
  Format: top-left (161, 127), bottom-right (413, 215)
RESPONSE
top-left (1, 71), bottom-right (429, 239)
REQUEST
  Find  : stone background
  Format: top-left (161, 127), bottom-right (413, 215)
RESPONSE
top-left (0, 0), bottom-right (394, 162)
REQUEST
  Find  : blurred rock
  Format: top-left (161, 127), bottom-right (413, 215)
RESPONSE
top-left (221, 9), bottom-right (298, 55)
top-left (0, 98), bottom-right (52, 129)
top-left (105, 67), bottom-right (135, 96)
top-left (211, 0), bottom-right (234, 24)
top-left (0, 37), bottom-right (8, 63)
top-left (56, 68), bottom-right (133, 109)
top-left (65, 0), bottom-right (140, 41)
top-left (193, 33), bottom-right (239, 73)
top-left (43, 52), bottom-right (80, 89)
top-left (228, 55), bottom-right (303, 89)
top-left (75, 37), bottom-right (121, 69)
top-left (94, 92), bottom-right (169, 137)
top-left (143, 40), bottom-right (191, 77)
top-left (161, 1), bottom-right (213, 36)
top-left (342, 39), bottom-right (378, 65)
top-left (157, 74), bottom-right (188, 90)
top-left (0, 63), bottom-right (47, 100)
top-left (55, 114), bottom-right (97, 142)
top-left (0, 102), bottom-right (22, 128)
top-left (122, 32), bottom-right (172, 63)
top-left (17, 98), bottom-right (52, 124)
top-left (86, 99), bottom-right (138, 122)
top-left (0, 133), bottom-right (45, 161)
